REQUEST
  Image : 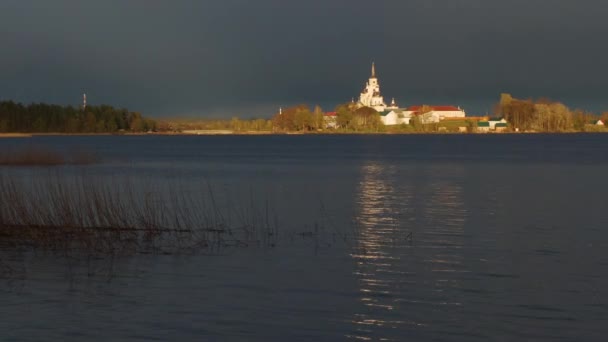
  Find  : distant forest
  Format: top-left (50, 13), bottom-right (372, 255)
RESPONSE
top-left (0, 101), bottom-right (156, 133)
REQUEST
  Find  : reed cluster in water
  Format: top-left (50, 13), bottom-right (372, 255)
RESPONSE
top-left (0, 172), bottom-right (279, 257)
top-left (0, 145), bottom-right (99, 166)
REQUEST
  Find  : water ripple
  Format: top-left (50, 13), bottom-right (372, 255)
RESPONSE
top-left (348, 161), bottom-right (468, 339)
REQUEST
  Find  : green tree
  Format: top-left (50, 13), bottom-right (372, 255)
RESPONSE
top-left (129, 112), bottom-right (144, 131)
top-left (84, 112), bottom-right (97, 132)
top-left (96, 120), bottom-right (106, 132)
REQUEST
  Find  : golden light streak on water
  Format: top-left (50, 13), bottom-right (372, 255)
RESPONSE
top-left (349, 161), bottom-right (468, 340)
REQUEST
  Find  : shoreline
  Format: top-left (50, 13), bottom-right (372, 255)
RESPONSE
top-left (1, 130), bottom-right (606, 137)
top-left (0, 133), bottom-right (33, 138)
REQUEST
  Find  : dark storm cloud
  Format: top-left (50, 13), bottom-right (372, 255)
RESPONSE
top-left (2, 0), bottom-right (608, 117)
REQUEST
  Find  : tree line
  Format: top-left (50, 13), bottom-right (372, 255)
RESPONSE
top-left (271, 103), bottom-right (384, 132)
top-left (7, 95), bottom-right (604, 134)
top-left (158, 117), bottom-right (274, 132)
top-left (497, 93), bottom-right (607, 132)
top-left (0, 100), bottom-right (156, 133)
top-left (150, 96), bottom-right (608, 134)
top-left (159, 104), bottom-right (381, 133)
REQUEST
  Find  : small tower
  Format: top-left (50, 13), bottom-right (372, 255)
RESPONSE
top-left (388, 97), bottom-right (398, 110)
top-left (82, 93), bottom-right (87, 110)
top-left (371, 62), bottom-right (376, 78)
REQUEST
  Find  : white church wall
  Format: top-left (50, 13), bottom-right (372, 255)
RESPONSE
top-left (381, 112), bottom-right (399, 125)
top-left (381, 111), bottom-right (414, 126)
top-left (436, 110), bottom-right (466, 119)
top-left (324, 116), bottom-right (337, 129)
top-left (420, 112), bottom-right (441, 124)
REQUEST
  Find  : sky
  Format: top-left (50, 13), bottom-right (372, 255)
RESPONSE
top-left (1, 0), bottom-right (608, 118)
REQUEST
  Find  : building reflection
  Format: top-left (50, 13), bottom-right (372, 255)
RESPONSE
top-left (349, 161), bottom-right (467, 340)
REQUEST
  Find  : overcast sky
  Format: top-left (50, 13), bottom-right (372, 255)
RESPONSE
top-left (2, 0), bottom-right (608, 117)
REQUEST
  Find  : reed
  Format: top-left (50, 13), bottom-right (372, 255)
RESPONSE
top-left (0, 172), bottom-right (279, 257)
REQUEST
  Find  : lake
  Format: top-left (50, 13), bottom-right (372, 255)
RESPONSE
top-left (1, 134), bottom-right (608, 341)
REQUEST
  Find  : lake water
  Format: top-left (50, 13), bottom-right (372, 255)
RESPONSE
top-left (1, 134), bottom-right (608, 341)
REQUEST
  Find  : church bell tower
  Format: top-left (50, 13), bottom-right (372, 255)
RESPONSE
top-left (358, 62), bottom-right (389, 112)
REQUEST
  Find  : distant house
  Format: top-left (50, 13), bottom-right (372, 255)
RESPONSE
top-left (375, 105), bottom-right (467, 125)
top-left (584, 119), bottom-right (605, 130)
top-left (495, 122), bottom-right (508, 132)
top-left (379, 110), bottom-right (399, 125)
top-left (477, 121), bottom-right (490, 132)
top-left (488, 117), bottom-right (508, 129)
top-left (324, 112), bottom-right (338, 128)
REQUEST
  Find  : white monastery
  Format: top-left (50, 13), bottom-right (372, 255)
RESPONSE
top-left (353, 63), bottom-right (466, 125)
top-left (358, 62), bottom-right (398, 112)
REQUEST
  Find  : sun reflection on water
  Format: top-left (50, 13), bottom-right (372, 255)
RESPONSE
top-left (349, 161), bottom-right (468, 340)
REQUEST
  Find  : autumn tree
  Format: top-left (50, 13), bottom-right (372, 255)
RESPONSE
top-left (496, 93), bottom-right (579, 132)
top-left (497, 94), bottom-right (536, 131)
top-left (271, 105), bottom-right (311, 131)
top-left (335, 103), bottom-right (358, 130)
top-left (354, 106), bottom-right (378, 128)
top-left (294, 107), bottom-right (312, 131)
top-left (312, 105), bottom-right (325, 130)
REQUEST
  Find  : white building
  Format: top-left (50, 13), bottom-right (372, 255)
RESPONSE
top-left (352, 64), bottom-right (469, 126)
top-left (380, 109), bottom-right (412, 125)
top-left (405, 106), bottom-right (466, 123)
top-left (488, 118), bottom-right (507, 129)
top-left (477, 121), bottom-right (490, 132)
top-left (323, 111), bottom-right (338, 128)
top-left (358, 63), bottom-right (398, 112)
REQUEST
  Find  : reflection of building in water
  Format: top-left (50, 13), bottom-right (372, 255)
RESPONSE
top-left (349, 162), bottom-right (467, 339)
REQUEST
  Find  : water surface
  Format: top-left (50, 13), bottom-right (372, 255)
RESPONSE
top-left (1, 134), bottom-right (608, 341)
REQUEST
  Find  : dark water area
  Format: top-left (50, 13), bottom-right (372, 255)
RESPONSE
top-left (2, 134), bottom-right (608, 341)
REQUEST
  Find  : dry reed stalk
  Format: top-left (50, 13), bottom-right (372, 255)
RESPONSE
top-left (0, 171), bottom-right (279, 256)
